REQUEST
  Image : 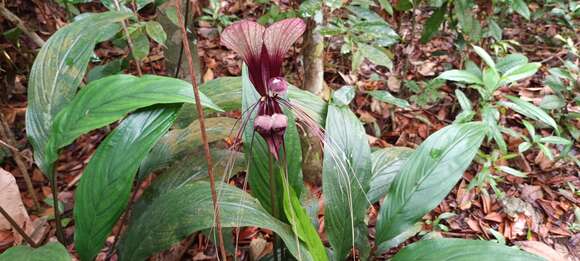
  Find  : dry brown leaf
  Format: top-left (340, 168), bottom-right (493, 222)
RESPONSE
top-left (0, 168), bottom-right (32, 245)
top-left (515, 241), bottom-right (570, 261)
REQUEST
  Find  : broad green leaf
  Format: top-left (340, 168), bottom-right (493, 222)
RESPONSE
top-left (118, 182), bottom-right (313, 261)
top-left (376, 122), bottom-right (485, 247)
top-left (45, 74), bottom-right (221, 167)
top-left (482, 67), bottom-right (500, 91)
top-left (518, 141), bottom-right (532, 153)
top-left (145, 21), bottom-right (167, 46)
top-left (496, 54), bottom-right (528, 74)
top-left (87, 58), bottom-right (126, 82)
top-left (512, 0), bottom-right (531, 20)
top-left (130, 29), bottom-right (150, 61)
top-left (454, 0), bottom-right (480, 40)
top-left (288, 85), bottom-right (327, 127)
top-left (323, 102), bottom-right (372, 260)
top-left (0, 242), bottom-right (70, 261)
top-left (138, 117), bottom-right (237, 178)
top-left (540, 95), bottom-right (566, 110)
top-left (500, 63), bottom-right (541, 85)
top-left (175, 77), bottom-right (242, 128)
top-left (395, 0), bottom-right (413, 11)
top-left (359, 43), bottom-right (393, 70)
top-left (282, 174), bottom-right (328, 261)
top-left (438, 70), bottom-right (484, 85)
top-left (352, 48), bottom-right (364, 72)
top-left (242, 65), bottom-right (303, 215)
top-left (487, 19), bottom-right (502, 41)
top-left (500, 96), bottom-right (559, 132)
top-left (391, 239), bottom-right (545, 261)
top-left (378, 0), bottom-right (394, 15)
top-left (367, 90), bottom-right (410, 108)
top-left (473, 45), bottom-right (496, 69)
top-left (25, 11), bottom-right (132, 175)
top-left (74, 106), bottom-right (178, 261)
top-left (420, 4), bottom-right (447, 43)
top-left (465, 60), bottom-right (482, 78)
top-left (368, 147), bottom-right (414, 203)
top-left (333, 86), bottom-right (356, 106)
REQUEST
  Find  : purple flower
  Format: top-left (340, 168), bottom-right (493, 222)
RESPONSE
top-left (221, 19), bottom-right (306, 160)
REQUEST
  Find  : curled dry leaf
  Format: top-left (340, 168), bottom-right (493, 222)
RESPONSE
top-left (515, 241), bottom-right (570, 261)
top-left (0, 168), bottom-right (32, 245)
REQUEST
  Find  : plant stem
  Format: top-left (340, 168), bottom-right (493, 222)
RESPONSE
top-left (0, 3), bottom-right (45, 47)
top-left (268, 153), bottom-right (279, 261)
top-left (174, 0), bottom-right (190, 78)
top-left (49, 167), bottom-right (65, 244)
top-left (401, 4), bottom-right (418, 81)
top-left (174, 0), bottom-right (227, 259)
top-left (113, 0), bottom-right (143, 76)
top-left (0, 205), bottom-right (38, 247)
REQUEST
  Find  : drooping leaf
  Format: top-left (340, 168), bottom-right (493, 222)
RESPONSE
top-left (391, 239), bottom-right (544, 261)
top-left (323, 98), bottom-right (372, 260)
top-left (368, 147), bottom-right (414, 203)
top-left (74, 106), bottom-right (178, 261)
top-left (138, 117), bottom-right (237, 179)
top-left (500, 63), bottom-right (541, 85)
top-left (281, 174), bottom-right (328, 261)
top-left (496, 54), bottom-right (528, 74)
top-left (0, 242), bottom-right (70, 261)
top-left (145, 21), bottom-right (167, 46)
top-left (472, 45), bottom-right (496, 69)
top-left (376, 122), bottom-right (485, 247)
top-left (117, 182), bottom-right (313, 261)
top-left (25, 11), bottom-right (132, 174)
top-left (499, 96), bottom-right (559, 132)
top-left (438, 70), bottom-right (483, 85)
top-left (511, 0), bottom-right (531, 20)
top-left (420, 4), bottom-right (447, 43)
top-left (45, 74), bottom-right (221, 167)
top-left (367, 90), bottom-right (410, 108)
top-left (242, 65), bottom-right (303, 215)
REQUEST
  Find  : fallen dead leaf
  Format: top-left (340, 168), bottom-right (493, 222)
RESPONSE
top-left (0, 167), bottom-right (32, 245)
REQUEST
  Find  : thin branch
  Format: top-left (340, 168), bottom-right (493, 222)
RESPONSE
top-left (113, 0), bottom-right (143, 76)
top-left (0, 205), bottom-right (38, 247)
top-left (0, 117), bottom-right (40, 210)
top-left (0, 4), bottom-right (45, 48)
top-left (174, 0), bottom-right (227, 259)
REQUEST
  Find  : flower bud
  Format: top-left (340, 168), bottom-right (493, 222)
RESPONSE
top-left (268, 77), bottom-right (288, 94)
top-left (271, 113), bottom-right (288, 135)
top-left (254, 115), bottom-right (272, 136)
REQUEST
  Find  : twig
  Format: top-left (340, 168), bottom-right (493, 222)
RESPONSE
top-left (0, 117), bottom-right (40, 210)
top-left (113, 0), bottom-right (143, 76)
top-left (174, 0), bottom-right (191, 78)
top-left (0, 205), bottom-right (38, 247)
top-left (0, 4), bottom-right (45, 48)
top-left (174, 0), bottom-right (227, 259)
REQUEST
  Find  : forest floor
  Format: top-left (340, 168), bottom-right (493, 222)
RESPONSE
top-left (0, 0), bottom-right (578, 260)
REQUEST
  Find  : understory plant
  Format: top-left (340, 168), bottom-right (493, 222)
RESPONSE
top-left (2, 8), bottom-right (549, 261)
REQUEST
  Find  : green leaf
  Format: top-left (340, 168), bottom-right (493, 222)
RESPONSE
top-left (482, 105), bottom-right (507, 153)
top-left (487, 19), bottom-right (502, 41)
top-left (145, 21), bottom-right (167, 46)
top-left (420, 4), bottom-right (447, 43)
top-left (378, 0), bottom-right (394, 15)
top-left (500, 96), bottom-right (559, 132)
top-left (376, 122), bottom-right (485, 247)
top-left (74, 106), bottom-right (178, 261)
top-left (130, 29), bottom-right (150, 61)
top-left (500, 63), bottom-right (541, 85)
top-left (117, 182), bottom-right (313, 261)
top-left (538, 136), bottom-right (571, 145)
top-left (438, 70), bottom-right (483, 85)
top-left (0, 242), bottom-right (70, 261)
top-left (498, 166), bottom-right (527, 177)
top-left (241, 65), bottom-right (303, 215)
top-left (395, 0), bottom-right (414, 11)
top-left (368, 147), bottom-right (414, 203)
top-left (323, 103), bottom-right (372, 260)
top-left (472, 45), bottom-right (496, 69)
top-left (455, 89), bottom-right (472, 112)
top-left (281, 174), bottom-right (328, 261)
top-left (325, 0), bottom-right (342, 11)
top-left (358, 43), bottom-right (393, 70)
top-left (45, 74), bottom-right (221, 167)
top-left (518, 141), bottom-right (532, 153)
top-left (138, 117), bottom-right (237, 179)
top-left (367, 90), bottom-right (410, 108)
top-left (332, 86), bottom-right (356, 106)
top-left (25, 11), bottom-right (132, 175)
top-left (512, 0), bottom-right (530, 20)
top-left (482, 67), bottom-right (500, 91)
top-left (87, 58), bottom-right (126, 82)
top-left (540, 95), bottom-right (566, 110)
top-left (391, 238), bottom-right (545, 261)
top-left (496, 54), bottom-right (528, 74)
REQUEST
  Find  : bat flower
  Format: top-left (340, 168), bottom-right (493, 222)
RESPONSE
top-left (221, 18), bottom-right (306, 160)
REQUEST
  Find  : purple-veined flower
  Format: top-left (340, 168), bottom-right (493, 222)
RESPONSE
top-left (221, 18), bottom-right (306, 160)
